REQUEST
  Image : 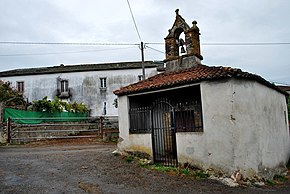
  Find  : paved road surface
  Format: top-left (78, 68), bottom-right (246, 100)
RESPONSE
top-left (0, 141), bottom-right (289, 193)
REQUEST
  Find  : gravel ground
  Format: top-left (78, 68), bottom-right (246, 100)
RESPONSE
top-left (0, 139), bottom-right (289, 194)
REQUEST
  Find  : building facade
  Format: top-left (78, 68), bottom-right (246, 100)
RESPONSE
top-left (0, 61), bottom-right (162, 116)
top-left (114, 10), bottom-right (290, 179)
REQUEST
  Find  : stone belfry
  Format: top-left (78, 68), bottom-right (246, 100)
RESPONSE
top-left (164, 9), bottom-right (203, 72)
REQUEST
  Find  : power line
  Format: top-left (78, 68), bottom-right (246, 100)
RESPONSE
top-left (203, 42), bottom-right (290, 46)
top-left (146, 42), bottom-right (290, 46)
top-left (126, 0), bottom-right (142, 42)
top-left (0, 41), bottom-right (139, 46)
top-left (146, 45), bottom-right (164, 54)
top-left (145, 42), bottom-right (164, 45)
top-left (1, 41), bottom-right (290, 46)
top-left (0, 46), bottom-right (136, 57)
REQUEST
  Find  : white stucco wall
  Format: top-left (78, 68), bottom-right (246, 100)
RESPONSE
top-left (117, 78), bottom-right (290, 179)
top-left (177, 79), bottom-right (290, 178)
top-left (117, 95), bottom-right (152, 154)
top-left (1, 67), bottom-right (157, 116)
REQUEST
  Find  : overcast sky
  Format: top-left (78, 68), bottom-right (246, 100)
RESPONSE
top-left (0, 0), bottom-right (289, 85)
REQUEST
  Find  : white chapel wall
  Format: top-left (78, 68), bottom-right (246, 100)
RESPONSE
top-left (177, 79), bottom-right (290, 178)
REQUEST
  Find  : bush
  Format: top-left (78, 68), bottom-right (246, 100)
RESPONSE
top-left (30, 96), bottom-right (89, 113)
top-left (0, 80), bottom-right (26, 106)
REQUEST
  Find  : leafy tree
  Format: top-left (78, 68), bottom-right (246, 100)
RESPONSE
top-left (0, 80), bottom-right (26, 106)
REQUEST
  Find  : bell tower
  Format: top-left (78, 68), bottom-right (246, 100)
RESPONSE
top-left (164, 9), bottom-right (203, 72)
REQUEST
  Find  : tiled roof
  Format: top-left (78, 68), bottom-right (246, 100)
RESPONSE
top-left (0, 61), bottom-right (159, 77)
top-left (277, 86), bottom-right (290, 92)
top-left (114, 65), bottom-right (287, 96)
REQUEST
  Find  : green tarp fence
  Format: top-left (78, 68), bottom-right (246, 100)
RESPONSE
top-left (4, 108), bottom-right (89, 124)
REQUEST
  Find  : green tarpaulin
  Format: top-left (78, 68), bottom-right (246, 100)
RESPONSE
top-left (4, 108), bottom-right (89, 124)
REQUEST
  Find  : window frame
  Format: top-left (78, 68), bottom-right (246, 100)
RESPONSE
top-left (138, 75), bottom-right (143, 81)
top-left (100, 77), bottom-right (107, 89)
top-left (16, 81), bottom-right (24, 93)
top-left (60, 80), bottom-right (69, 93)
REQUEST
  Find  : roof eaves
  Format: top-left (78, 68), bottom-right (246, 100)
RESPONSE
top-left (114, 65), bottom-right (288, 97)
top-left (0, 61), bottom-right (159, 77)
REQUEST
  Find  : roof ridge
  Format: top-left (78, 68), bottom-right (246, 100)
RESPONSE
top-left (0, 61), bottom-right (159, 77)
top-left (114, 64), bottom-right (288, 96)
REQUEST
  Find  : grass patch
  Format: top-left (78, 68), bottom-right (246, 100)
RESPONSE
top-left (125, 155), bottom-right (134, 163)
top-left (110, 139), bottom-right (118, 143)
top-left (180, 168), bottom-right (190, 176)
top-left (194, 170), bottom-right (209, 179)
top-left (274, 175), bottom-right (288, 182)
top-left (0, 142), bottom-right (8, 146)
top-left (266, 179), bottom-right (276, 186)
top-left (265, 175), bottom-right (288, 186)
top-left (150, 163), bottom-right (178, 173)
top-left (122, 153), bottom-right (209, 179)
top-left (146, 163), bottom-right (209, 178)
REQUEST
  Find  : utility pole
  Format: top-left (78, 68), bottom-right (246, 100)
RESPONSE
top-left (141, 42), bottom-right (145, 80)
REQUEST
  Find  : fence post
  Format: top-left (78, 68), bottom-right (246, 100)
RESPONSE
top-left (0, 102), bottom-right (3, 123)
top-left (99, 116), bottom-right (104, 137)
top-left (7, 117), bottom-right (11, 143)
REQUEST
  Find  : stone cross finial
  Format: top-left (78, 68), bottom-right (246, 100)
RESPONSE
top-left (175, 9), bottom-right (179, 16)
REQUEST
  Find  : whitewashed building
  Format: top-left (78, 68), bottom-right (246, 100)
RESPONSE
top-left (0, 61), bottom-right (162, 116)
top-left (114, 10), bottom-right (290, 179)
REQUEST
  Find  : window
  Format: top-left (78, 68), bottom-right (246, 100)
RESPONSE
top-left (175, 102), bottom-right (203, 132)
top-left (17, 81), bottom-right (24, 93)
top-left (138, 75), bottom-right (143, 81)
top-left (60, 80), bottom-right (68, 93)
top-left (100, 77), bottom-right (107, 88)
top-left (57, 79), bottom-right (70, 99)
top-left (128, 85), bottom-right (203, 134)
top-left (129, 106), bottom-right (151, 133)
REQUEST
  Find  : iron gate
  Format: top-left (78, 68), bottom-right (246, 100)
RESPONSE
top-left (151, 98), bottom-right (178, 166)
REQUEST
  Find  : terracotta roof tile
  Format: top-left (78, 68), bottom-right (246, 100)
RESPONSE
top-left (114, 65), bottom-right (287, 96)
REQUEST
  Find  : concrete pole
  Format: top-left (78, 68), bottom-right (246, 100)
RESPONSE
top-left (141, 42), bottom-right (145, 80)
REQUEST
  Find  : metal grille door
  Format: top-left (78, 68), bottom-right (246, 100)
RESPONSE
top-left (151, 98), bottom-right (178, 166)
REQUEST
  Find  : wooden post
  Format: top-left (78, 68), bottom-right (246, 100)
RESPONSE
top-left (0, 102), bottom-right (3, 123)
top-left (99, 116), bottom-right (104, 137)
top-left (7, 117), bottom-right (11, 143)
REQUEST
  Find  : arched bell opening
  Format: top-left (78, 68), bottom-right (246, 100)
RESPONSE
top-left (174, 28), bottom-right (186, 56)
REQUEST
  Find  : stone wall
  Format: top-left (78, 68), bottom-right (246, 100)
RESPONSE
top-left (4, 116), bottom-right (118, 144)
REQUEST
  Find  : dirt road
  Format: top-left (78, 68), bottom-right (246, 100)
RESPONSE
top-left (0, 140), bottom-right (289, 194)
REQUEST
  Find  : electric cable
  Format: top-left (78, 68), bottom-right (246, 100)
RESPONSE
top-left (126, 0), bottom-right (142, 42)
top-left (0, 46), bottom-right (136, 57)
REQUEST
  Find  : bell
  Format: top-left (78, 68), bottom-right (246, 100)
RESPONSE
top-left (181, 46), bottom-right (186, 54)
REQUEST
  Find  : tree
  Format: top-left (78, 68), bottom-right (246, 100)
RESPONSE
top-left (0, 80), bottom-right (25, 106)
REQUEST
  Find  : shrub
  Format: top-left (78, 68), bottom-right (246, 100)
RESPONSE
top-left (30, 96), bottom-right (88, 113)
top-left (0, 80), bottom-right (26, 106)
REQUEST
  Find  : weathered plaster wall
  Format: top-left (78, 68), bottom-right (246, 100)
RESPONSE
top-left (1, 68), bottom-right (157, 116)
top-left (117, 78), bottom-right (289, 178)
top-left (177, 79), bottom-right (290, 178)
top-left (117, 95), bottom-right (152, 154)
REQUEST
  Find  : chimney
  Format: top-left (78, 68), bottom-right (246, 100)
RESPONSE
top-left (164, 9), bottom-right (203, 72)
